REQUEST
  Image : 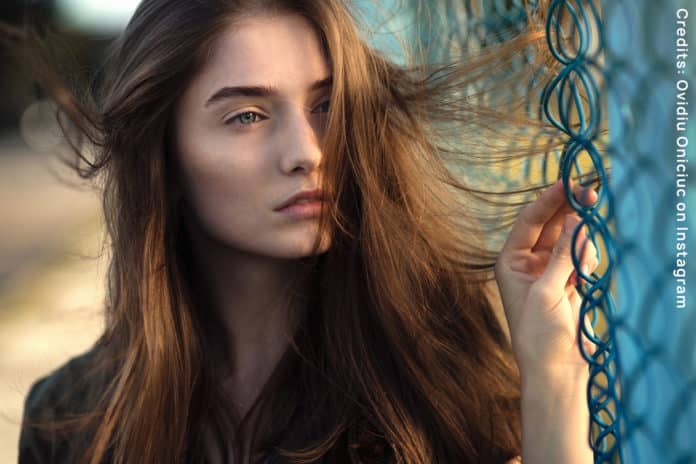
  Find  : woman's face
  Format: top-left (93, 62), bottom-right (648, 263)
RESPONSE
top-left (174, 13), bottom-right (332, 258)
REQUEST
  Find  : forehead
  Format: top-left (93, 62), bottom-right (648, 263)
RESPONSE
top-left (194, 13), bottom-right (330, 96)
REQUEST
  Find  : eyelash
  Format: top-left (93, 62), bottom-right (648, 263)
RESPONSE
top-left (224, 100), bottom-right (331, 127)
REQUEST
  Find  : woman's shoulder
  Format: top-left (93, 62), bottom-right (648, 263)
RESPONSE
top-left (23, 344), bottom-right (105, 415)
top-left (19, 344), bottom-right (108, 463)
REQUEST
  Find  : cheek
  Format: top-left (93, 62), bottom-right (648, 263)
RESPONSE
top-left (178, 144), bottom-right (265, 244)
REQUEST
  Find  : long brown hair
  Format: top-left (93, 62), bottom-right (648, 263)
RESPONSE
top-left (7, 0), bottom-right (571, 462)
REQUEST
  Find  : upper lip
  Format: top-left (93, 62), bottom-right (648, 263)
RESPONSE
top-left (274, 188), bottom-right (327, 211)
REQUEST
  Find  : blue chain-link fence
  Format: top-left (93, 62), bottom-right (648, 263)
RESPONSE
top-left (354, 0), bottom-right (696, 462)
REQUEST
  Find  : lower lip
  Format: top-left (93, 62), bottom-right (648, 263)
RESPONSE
top-left (276, 200), bottom-right (325, 218)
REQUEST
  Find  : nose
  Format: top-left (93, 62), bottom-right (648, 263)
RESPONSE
top-left (278, 106), bottom-right (324, 174)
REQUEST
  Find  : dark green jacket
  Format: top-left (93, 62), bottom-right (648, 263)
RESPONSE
top-left (18, 348), bottom-right (108, 463)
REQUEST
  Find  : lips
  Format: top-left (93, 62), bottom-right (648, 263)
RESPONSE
top-left (275, 189), bottom-right (327, 211)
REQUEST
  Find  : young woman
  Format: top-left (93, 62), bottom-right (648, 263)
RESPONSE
top-left (12, 0), bottom-right (600, 462)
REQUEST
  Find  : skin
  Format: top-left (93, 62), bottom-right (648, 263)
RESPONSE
top-left (172, 10), bottom-right (599, 464)
top-left (173, 12), bottom-right (332, 427)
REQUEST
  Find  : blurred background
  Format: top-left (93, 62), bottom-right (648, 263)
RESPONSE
top-left (0, 1), bottom-right (138, 461)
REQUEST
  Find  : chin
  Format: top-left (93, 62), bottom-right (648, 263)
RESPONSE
top-left (285, 239), bottom-right (331, 259)
top-left (274, 231), bottom-right (332, 259)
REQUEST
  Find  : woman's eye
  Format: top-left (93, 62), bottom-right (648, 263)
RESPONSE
top-left (225, 111), bottom-right (266, 126)
top-left (224, 102), bottom-right (328, 128)
top-left (313, 100), bottom-right (330, 113)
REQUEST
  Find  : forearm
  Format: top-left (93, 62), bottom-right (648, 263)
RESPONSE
top-left (520, 365), bottom-right (594, 464)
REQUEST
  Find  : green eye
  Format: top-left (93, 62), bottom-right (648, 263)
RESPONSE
top-left (313, 100), bottom-right (330, 113)
top-left (225, 111), bottom-right (265, 126)
top-left (238, 112), bottom-right (258, 124)
top-left (224, 102), bottom-right (328, 128)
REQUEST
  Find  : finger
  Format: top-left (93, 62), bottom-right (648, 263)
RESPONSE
top-left (580, 312), bottom-right (598, 358)
top-left (567, 275), bottom-right (581, 301)
top-left (503, 179), bottom-right (569, 253)
top-left (568, 233), bottom-right (599, 319)
top-left (564, 276), bottom-right (584, 338)
top-left (534, 185), bottom-right (598, 252)
top-left (571, 216), bottom-right (600, 283)
top-left (566, 211), bottom-right (593, 270)
top-left (577, 235), bottom-right (598, 283)
top-left (538, 213), bottom-right (582, 289)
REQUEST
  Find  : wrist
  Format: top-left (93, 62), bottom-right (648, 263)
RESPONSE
top-left (519, 361), bottom-right (590, 396)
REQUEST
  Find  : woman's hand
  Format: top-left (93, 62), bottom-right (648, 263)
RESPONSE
top-left (494, 179), bottom-right (599, 375)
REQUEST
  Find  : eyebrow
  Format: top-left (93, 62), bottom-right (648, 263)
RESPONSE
top-left (205, 75), bottom-right (333, 107)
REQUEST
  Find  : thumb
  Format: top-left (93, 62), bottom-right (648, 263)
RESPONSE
top-left (541, 214), bottom-right (582, 289)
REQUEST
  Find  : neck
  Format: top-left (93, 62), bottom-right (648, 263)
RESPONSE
top-left (184, 216), bottom-right (316, 419)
